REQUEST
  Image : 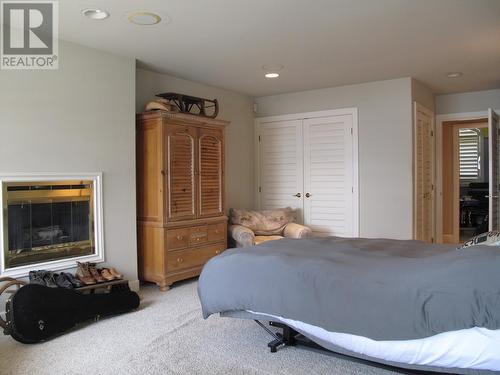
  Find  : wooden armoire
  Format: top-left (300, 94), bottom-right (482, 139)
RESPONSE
top-left (136, 111), bottom-right (229, 291)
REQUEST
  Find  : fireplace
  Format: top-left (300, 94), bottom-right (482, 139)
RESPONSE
top-left (1, 174), bottom-right (104, 277)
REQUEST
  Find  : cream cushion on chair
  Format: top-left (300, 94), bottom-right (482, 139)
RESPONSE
top-left (254, 235), bottom-right (284, 245)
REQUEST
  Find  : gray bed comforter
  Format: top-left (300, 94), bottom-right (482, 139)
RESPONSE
top-left (198, 237), bottom-right (500, 340)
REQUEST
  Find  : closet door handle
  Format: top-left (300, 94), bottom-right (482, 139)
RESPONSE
top-left (293, 193), bottom-right (301, 198)
top-left (305, 193), bottom-right (312, 198)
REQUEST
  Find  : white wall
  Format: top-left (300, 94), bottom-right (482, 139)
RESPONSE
top-left (136, 69), bottom-right (255, 210)
top-left (0, 41), bottom-right (137, 284)
top-left (255, 78), bottom-right (414, 239)
top-left (436, 89), bottom-right (500, 114)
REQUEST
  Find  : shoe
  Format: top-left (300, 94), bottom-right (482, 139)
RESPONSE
top-left (55, 273), bottom-right (74, 289)
top-left (99, 268), bottom-right (115, 281)
top-left (108, 268), bottom-right (123, 279)
top-left (42, 271), bottom-right (58, 288)
top-left (29, 270), bottom-right (45, 286)
top-left (63, 272), bottom-right (83, 288)
top-left (76, 262), bottom-right (96, 285)
top-left (88, 263), bottom-right (106, 283)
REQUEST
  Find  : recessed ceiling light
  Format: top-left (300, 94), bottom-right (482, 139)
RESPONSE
top-left (447, 72), bottom-right (463, 78)
top-left (265, 73), bottom-right (280, 79)
top-left (82, 9), bottom-right (109, 20)
top-left (127, 11), bottom-right (162, 25)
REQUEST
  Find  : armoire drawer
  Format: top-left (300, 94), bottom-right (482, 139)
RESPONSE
top-left (166, 228), bottom-right (190, 250)
top-left (208, 223), bottom-right (225, 242)
top-left (189, 226), bottom-right (208, 246)
top-left (167, 243), bottom-right (224, 272)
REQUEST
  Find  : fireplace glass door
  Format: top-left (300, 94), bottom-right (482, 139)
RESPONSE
top-left (2, 180), bottom-right (95, 269)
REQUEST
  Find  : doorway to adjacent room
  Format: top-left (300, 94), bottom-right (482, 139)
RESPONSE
top-left (441, 113), bottom-right (497, 244)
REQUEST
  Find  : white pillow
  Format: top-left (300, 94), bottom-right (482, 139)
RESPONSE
top-left (458, 231), bottom-right (500, 249)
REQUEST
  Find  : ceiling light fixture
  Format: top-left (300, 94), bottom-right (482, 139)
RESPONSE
top-left (262, 64), bottom-right (284, 72)
top-left (265, 72), bottom-right (280, 79)
top-left (447, 72), bottom-right (463, 78)
top-left (82, 9), bottom-right (110, 20)
top-left (127, 11), bottom-right (162, 25)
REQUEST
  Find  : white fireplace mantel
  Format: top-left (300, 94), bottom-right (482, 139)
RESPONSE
top-left (0, 173), bottom-right (105, 278)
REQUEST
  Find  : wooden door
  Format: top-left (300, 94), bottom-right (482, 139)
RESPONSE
top-left (489, 108), bottom-right (500, 231)
top-left (166, 125), bottom-right (197, 221)
top-left (198, 128), bottom-right (224, 218)
top-left (414, 103), bottom-right (435, 242)
top-left (303, 115), bottom-right (355, 236)
top-left (258, 120), bottom-right (304, 218)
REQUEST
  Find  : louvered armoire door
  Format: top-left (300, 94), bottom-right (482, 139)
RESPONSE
top-left (303, 115), bottom-right (355, 236)
top-left (198, 127), bottom-right (224, 218)
top-left (166, 124), bottom-right (197, 221)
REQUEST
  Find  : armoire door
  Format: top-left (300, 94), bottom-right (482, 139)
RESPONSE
top-left (258, 120), bottom-right (304, 217)
top-left (136, 121), bottom-right (164, 223)
top-left (303, 115), bottom-right (355, 236)
top-left (198, 128), bottom-right (224, 218)
top-left (166, 125), bottom-right (197, 221)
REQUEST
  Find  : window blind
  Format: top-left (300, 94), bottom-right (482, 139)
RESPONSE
top-left (459, 128), bottom-right (481, 181)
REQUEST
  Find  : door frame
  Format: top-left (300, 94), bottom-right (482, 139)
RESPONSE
top-left (254, 107), bottom-right (359, 236)
top-left (435, 110), bottom-right (498, 243)
top-left (413, 102), bottom-right (436, 242)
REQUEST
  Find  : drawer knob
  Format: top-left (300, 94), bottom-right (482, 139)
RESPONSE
top-left (196, 237), bottom-right (200, 241)
top-left (176, 235), bottom-right (183, 240)
top-left (215, 230), bottom-right (219, 234)
top-left (177, 258), bottom-right (183, 263)
top-left (215, 250), bottom-right (220, 255)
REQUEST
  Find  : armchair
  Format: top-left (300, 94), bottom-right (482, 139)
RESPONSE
top-left (228, 207), bottom-right (312, 248)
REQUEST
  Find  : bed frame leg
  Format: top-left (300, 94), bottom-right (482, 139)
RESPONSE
top-left (254, 320), bottom-right (298, 353)
top-left (267, 337), bottom-right (284, 353)
top-left (270, 321), bottom-right (297, 346)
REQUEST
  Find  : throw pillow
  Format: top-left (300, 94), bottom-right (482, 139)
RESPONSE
top-left (458, 231), bottom-right (500, 249)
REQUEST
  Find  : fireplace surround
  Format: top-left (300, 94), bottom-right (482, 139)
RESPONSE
top-left (0, 174), bottom-right (104, 277)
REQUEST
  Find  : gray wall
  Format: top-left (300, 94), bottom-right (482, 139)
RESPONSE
top-left (436, 89), bottom-right (500, 114)
top-left (136, 69), bottom-right (256, 211)
top-left (255, 78), bottom-right (414, 239)
top-left (0, 41), bottom-right (137, 283)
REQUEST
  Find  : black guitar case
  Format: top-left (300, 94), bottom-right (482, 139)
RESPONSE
top-left (4, 284), bottom-right (140, 344)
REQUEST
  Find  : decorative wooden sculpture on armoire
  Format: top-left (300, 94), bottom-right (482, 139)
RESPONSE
top-left (136, 110), bottom-right (229, 291)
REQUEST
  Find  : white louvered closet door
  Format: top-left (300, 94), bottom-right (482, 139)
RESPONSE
top-left (303, 115), bottom-right (355, 236)
top-left (259, 120), bottom-right (304, 217)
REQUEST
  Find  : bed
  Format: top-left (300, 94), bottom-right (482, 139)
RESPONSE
top-left (197, 236), bottom-right (500, 375)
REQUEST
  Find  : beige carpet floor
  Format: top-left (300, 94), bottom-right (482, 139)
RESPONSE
top-left (0, 280), bottom-right (398, 375)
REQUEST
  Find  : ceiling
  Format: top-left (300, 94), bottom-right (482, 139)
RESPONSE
top-left (60, 0), bottom-right (500, 97)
